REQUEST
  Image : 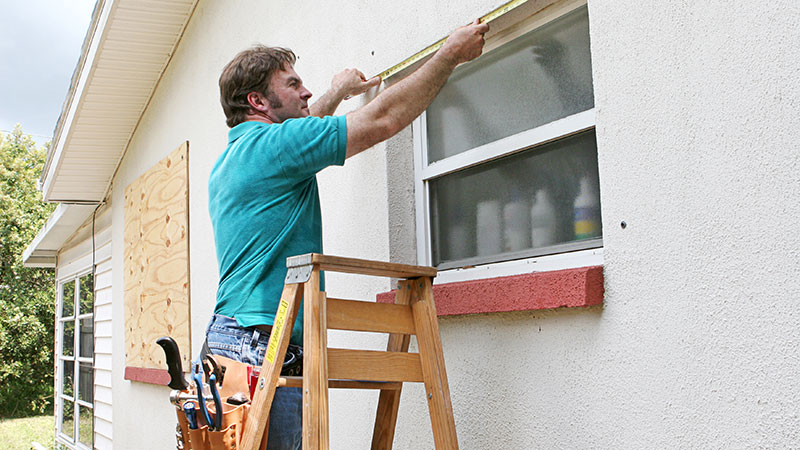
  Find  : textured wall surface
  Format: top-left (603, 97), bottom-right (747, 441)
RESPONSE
top-left (106, 0), bottom-right (800, 448)
top-left (585, 0), bottom-right (800, 447)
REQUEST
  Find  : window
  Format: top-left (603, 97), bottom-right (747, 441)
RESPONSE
top-left (414, 4), bottom-right (601, 274)
top-left (56, 272), bottom-right (94, 450)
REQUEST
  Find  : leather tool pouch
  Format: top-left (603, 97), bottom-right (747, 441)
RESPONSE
top-left (176, 356), bottom-right (268, 450)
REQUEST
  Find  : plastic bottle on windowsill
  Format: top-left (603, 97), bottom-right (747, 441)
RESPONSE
top-left (447, 208), bottom-right (471, 261)
top-left (574, 176), bottom-right (601, 240)
top-left (476, 199), bottom-right (502, 256)
top-left (503, 189), bottom-right (531, 252)
top-left (531, 188), bottom-right (557, 247)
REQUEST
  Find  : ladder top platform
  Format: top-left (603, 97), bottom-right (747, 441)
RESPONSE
top-left (286, 253), bottom-right (437, 279)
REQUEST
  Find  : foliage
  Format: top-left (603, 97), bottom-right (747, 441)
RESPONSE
top-left (0, 126), bottom-right (57, 418)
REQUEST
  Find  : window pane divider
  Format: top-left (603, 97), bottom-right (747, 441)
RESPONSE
top-left (421, 108), bottom-right (595, 180)
top-left (414, 113), bottom-right (432, 265)
top-left (77, 399), bottom-right (93, 408)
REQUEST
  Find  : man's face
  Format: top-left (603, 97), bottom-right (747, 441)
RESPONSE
top-left (266, 65), bottom-right (312, 122)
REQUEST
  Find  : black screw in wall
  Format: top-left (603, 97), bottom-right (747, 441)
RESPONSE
top-left (620, 221), bottom-right (627, 229)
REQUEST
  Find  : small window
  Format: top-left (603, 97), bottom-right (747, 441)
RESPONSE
top-left (56, 272), bottom-right (94, 450)
top-left (414, 4), bottom-right (601, 271)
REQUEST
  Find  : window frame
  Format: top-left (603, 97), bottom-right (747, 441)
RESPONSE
top-left (55, 270), bottom-right (95, 450)
top-left (412, 0), bottom-right (602, 281)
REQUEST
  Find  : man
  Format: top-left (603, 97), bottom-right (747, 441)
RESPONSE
top-left (205, 19), bottom-right (488, 449)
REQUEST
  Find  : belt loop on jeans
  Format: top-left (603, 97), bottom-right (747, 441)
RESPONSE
top-left (250, 328), bottom-right (261, 348)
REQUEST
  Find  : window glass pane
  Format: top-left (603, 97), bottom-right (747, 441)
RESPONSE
top-left (62, 321), bottom-right (75, 357)
top-left (62, 360), bottom-right (74, 398)
top-left (61, 399), bottom-right (74, 440)
top-left (429, 130), bottom-right (601, 266)
top-left (78, 405), bottom-right (94, 447)
top-left (79, 363), bottom-right (94, 403)
top-left (61, 280), bottom-right (75, 317)
top-left (79, 317), bottom-right (94, 358)
top-left (426, 6), bottom-right (593, 162)
top-left (79, 272), bottom-right (94, 315)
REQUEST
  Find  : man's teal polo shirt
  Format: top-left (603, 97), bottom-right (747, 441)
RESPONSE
top-left (209, 115), bottom-right (347, 344)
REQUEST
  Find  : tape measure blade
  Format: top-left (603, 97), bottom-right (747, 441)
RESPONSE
top-left (378, 36), bottom-right (448, 80)
top-left (376, 0), bottom-right (529, 80)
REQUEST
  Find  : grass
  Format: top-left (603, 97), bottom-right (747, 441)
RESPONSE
top-left (0, 415), bottom-right (54, 450)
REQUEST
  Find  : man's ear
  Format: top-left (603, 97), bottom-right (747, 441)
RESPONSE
top-left (246, 91), bottom-right (269, 113)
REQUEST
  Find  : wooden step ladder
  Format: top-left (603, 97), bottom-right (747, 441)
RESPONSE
top-left (240, 253), bottom-right (458, 449)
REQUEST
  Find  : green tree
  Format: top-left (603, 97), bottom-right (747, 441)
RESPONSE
top-left (0, 125), bottom-right (57, 418)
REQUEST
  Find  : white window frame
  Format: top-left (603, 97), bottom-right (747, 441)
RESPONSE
top-left (412, 0), bottom-right (602, 285)
top-left (55, 270), bottom-right (95, 450)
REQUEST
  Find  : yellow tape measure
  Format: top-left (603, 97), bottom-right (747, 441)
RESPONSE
top-left (376, 0), bottom-right (529, 80)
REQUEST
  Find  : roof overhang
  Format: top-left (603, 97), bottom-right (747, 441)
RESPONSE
top-left (25, 0), bottom-right (197, 264)
top-left (22, 204), bottom-right (99, 267)
top-left (40, 0), bottom-right (198, 203)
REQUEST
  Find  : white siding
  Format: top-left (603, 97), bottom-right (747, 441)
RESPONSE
top-left (93, 254), bottom-right (113, 448)
top-left (94, 385), bottom-right (113, 407)
top-left (56, 206), bottom-right (113, 450)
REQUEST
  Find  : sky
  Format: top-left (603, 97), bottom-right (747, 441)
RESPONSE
top-left (0, 0), bottom-right (97, 146)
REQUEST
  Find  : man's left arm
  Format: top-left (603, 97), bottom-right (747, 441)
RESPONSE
top-left (310, 69), bottom-right (380, 117)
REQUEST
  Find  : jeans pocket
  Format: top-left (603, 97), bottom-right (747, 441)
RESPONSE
top-left (206, 331), bottom-right (243, 360)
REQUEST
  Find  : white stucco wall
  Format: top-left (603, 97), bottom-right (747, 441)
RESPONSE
top-left (584, 1), bottom-right (800, 447)
top-left (106, 0), bottom-right (799, 448)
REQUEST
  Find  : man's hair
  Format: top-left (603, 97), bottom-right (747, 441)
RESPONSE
top-left (219, 45), bottom-right (297, 128)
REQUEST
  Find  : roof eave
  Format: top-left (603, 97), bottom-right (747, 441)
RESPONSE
top-left (22, 204), bottom-right (99, 268)
top-left (40, 0), bottom-right (108, 203)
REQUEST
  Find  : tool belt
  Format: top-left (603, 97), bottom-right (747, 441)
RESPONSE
top-left (175, 348), bottom-right (302, 450)
top-left (274, 342), bottom-right (303, 377)
top-left (174, 354), bottom-right (263, 450)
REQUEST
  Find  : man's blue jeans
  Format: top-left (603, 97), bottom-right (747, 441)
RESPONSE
top-left (204, 314), bottom-right (302, 450)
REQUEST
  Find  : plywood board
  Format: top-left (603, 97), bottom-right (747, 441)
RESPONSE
top-left (124, 142), bottom-right (190, 371)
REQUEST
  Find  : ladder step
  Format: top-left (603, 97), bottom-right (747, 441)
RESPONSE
top-left (287, 253), bottom-right (437, 278)
top-left (328, 348), bottom-right (424, 382)
top-left (278, 377), bottom-right (402, 390)
top-left (327, 298), bottom-right (415, 334)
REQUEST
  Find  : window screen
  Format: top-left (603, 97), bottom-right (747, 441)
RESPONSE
top-left (417, 5), bottom-right (601, 269)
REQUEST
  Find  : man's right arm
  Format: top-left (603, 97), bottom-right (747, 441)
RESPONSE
top-left (345, 19), bottom-right (489, 158)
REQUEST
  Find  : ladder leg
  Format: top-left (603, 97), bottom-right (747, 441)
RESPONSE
top-left (319, 292), bottom-right (330, 450)
top-left (303, 267), bottom-right (329, 449)
top-left (371, 279), bottom-right (414, 450)
top-left (411, 277), bottom-right (458, 450)
top-left (241, 282), bottom-right (304, 449)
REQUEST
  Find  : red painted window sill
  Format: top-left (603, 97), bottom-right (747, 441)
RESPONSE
top-left (377, 265), bottom-right (604, 315)
top-left (125, 366), bottom-right (171, 385)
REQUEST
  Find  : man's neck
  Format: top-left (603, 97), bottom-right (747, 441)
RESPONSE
top-left (242, 112), bottom-right (278, 124)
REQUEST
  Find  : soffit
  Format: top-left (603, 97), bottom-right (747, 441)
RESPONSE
top-left (41, 0), bottom-right (197, 202)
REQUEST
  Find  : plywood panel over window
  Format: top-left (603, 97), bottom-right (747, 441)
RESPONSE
top-left (124, 142), bottom-right (190, 372)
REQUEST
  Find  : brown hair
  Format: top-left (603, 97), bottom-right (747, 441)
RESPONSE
top-left (219, 45), bottom-right (297, 128)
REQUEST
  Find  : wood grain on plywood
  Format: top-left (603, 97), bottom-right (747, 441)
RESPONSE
top-left (123, 142), bottom-right (190, 371)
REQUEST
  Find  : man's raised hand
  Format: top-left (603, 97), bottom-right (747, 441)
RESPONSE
top-left (332, 68), bottom-right (381, 100)
top-left (439, 19), bottom-right (490, 66)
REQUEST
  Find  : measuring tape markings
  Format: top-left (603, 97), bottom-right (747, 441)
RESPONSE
top-left (376, 0), bottom-right (529, 80)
